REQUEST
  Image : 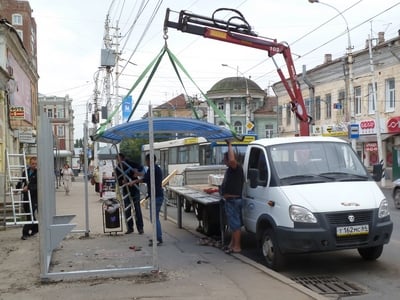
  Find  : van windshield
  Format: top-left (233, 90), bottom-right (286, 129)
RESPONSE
top-left (269, 141), bottom-right (369, 185)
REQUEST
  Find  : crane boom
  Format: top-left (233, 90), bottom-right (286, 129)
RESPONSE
top-left (164, 8), bottom-right (311, 136)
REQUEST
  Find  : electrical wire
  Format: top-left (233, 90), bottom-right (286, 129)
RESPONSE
top-left (300, 2), bottom-right (400, 61)
top-left (252, 1), bottom-right (400, 84)
top-left (120, 0), bottom-right (150, 51)
top-left (117, 0), bottom-right (163, 80)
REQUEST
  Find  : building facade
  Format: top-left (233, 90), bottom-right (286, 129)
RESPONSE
top-left (39, 94), bottom-right (75, 169)
top-left (0, 0), bottom-right (37, 67)
top-left (141, 78), bottom-right (277, 140)
top-left (273, 32), bottom-right (400, 179)
top-left (206, 76), bottom-right (276, 138)
top-left (151, 93), bottom-right (207, 119)
top-left (0, 0), bottom-right (38, 195)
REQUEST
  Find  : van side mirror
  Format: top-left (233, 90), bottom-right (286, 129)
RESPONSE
top-left (248, 168), bottom-right (259, 188)
top-left (372, 163), bottom-right (382, 181)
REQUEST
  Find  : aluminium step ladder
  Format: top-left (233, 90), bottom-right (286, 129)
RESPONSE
top-left (114, 160), bottom-right (140, 229)
top-left (3, 150), bottom-right (37, 226)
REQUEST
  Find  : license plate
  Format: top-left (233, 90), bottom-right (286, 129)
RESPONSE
top-left (336, 224), bottom-right (369, 237)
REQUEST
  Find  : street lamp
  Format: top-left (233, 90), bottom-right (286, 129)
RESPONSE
top-left (221, 64), bottom-right (252, 134)
top-left (308, 0), bottom-right (356, 149)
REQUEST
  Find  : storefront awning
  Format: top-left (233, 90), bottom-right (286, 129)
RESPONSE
top-left (355, 133), bottom-right (397, 143)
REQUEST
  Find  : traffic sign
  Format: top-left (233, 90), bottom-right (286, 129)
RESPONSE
top-left (348, 124), bottom-right (359, 139)
top-left (246, 121), bottom-right (254, 130)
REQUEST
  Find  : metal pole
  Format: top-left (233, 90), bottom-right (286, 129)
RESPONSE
top-left (83, 103), bottom-right (90, 236)
top-left (368, 35), bottom-right (385, 187)
top-left (148, 104), bottom-right (159, 269)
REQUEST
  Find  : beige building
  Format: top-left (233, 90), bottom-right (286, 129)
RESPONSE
top-left (38, 94), bottom-right (75, 170)
top-left (273, 32), bottom-right (400, 178)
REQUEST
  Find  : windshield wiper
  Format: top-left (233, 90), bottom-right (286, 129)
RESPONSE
top-left (280, 174), bottom-right (330, 185)
top-left (319, 172), bottom-right (369, 181)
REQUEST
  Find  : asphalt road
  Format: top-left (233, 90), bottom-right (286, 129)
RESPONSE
top-left (168, 186), bottom-right (400, 300)
top-left (241, 187), bottom-right (400, 300)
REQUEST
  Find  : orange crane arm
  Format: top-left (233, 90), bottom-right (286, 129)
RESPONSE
top-left (164, 8), bottom-right (311, 136)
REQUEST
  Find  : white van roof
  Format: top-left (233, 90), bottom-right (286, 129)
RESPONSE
top-left (250, 136), bottom-right (348, 147)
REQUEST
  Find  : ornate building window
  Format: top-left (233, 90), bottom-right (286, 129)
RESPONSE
top-left (234, 121), bottom-right (243, 134)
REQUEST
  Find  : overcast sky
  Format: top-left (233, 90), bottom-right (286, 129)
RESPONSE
top-left (28, 0), bottom-right (400, 140)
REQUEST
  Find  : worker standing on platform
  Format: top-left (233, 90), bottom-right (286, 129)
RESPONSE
top-left (220, 140), bottom-right (245, 254)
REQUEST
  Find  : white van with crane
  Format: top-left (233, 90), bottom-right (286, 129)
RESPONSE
top-left (243, 136), bottom-right (392, 270)
top-left (164, 8), bottom-right (393, 270)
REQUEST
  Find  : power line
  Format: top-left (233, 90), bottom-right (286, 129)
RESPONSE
top-left (118, 0), bottom-right (163, 80)
top-left (253, 1), bottom-right (400, 83)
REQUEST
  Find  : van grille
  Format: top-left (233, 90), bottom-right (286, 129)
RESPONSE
top-left (326, 210), bottom-right (373, 225)
top-left (325, 210), bottom-right (374, 247)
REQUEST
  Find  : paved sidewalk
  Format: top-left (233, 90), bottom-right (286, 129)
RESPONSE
top-left (1, 176), bottom-right (327, 300)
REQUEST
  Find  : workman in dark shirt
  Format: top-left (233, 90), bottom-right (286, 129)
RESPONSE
top-left (220, 140), bottom-right (244, 254)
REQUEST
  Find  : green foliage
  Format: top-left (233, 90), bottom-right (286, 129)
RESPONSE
top-left (119, 138), bottom-right (148, 162)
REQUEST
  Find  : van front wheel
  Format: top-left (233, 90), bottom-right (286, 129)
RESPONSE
top-left (358, 245), bottom-right (383, 260)
top-left (261, 228), bottom-right (284, 271)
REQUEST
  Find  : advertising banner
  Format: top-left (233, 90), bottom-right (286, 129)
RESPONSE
top-left (122, 96), bottom-right (132, 123)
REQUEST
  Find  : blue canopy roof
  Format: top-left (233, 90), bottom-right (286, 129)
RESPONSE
top-left (92, 117), bottom-right (235, 144)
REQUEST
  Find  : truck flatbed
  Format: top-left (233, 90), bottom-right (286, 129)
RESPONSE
top-left (167, 184), bottom-right (221, 236)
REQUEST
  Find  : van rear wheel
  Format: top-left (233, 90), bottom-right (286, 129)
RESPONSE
top-left (358, 245), bottom-right (383, 260)
top-left (261, 228), bottom-right (284, 271)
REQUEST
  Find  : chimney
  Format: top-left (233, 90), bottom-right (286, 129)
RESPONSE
top-left (324, 54), bottom-right (332, 63)
top-left (378, 32), bottom-right (385, 44)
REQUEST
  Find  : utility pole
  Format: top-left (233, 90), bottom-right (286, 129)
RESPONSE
top-left (309, 0), bottom-right (356, 150)
top-left (113, 20), bottom-right (121, 127)
top-left (368, 33), bottom-right (385, 187)
top-left (103, 13), bottom-right (113, 128)
top-left (102, 13), bottom-right (120, 128)
top-left (92, 71), bottom-right (100, 172)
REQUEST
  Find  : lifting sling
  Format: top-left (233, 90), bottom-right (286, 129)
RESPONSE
top-left (95, 42), bottom-right (242, 140)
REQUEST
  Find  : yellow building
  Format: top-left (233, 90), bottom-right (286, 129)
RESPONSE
top-left (273, 32), bottom-right (400, 178)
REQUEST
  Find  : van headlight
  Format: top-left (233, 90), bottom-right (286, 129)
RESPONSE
top-left (378, 199), bottom-right (390, 218)
top-left (289, 205), bottom-right (317, 223)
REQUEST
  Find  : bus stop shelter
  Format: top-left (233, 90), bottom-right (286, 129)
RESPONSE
top-left (38, 110), bottom-right (234, 282)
